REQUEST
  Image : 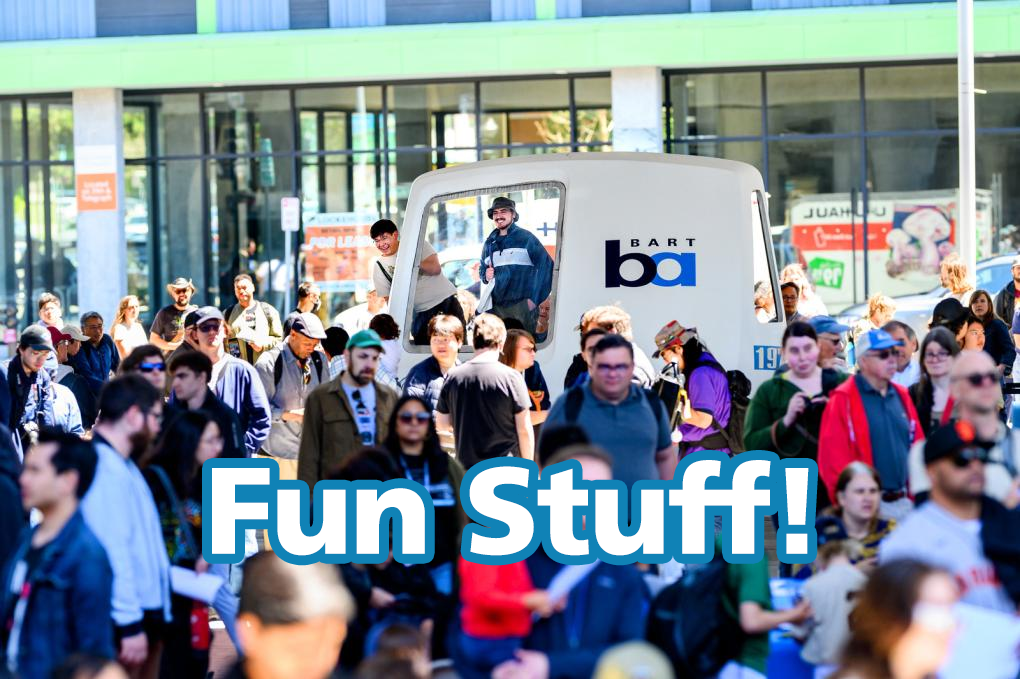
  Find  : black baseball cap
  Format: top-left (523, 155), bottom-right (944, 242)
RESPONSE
top-left (183, 309), bottom-right (202, 328)
top-left (20, 324), bottom-right (53, 352)
top-left (924, 421), bottom-right (994, 465)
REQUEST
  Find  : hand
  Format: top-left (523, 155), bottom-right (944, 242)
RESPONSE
top-left (370, 587), bottom-right (396, 609)
top-left (782, 393), bottom-right (809, 428)
top-left (167, 341), bottom-right (182, 350)
top-left (1004, 478), bottom-right (1020, 510)
top-left (281, 411), bottom-right (304, 423)
top-left (521, 590), bottom-right (555, 618)
top-left (788, 598), bottom-right (814, 624)
top-left (118, 632), bottom-right (148, 667)
top-left (172, 328), bottom-right (185, 342)
top-left (195, 557), bottom-right (209, 574)
top-left (486, 266), bottom-right (495, 281)
top-left (250, 342), bottom-right (264, 353)
top-left (527, 299), bottom-right (537, 311)
top-left (492, 650), bottom-right (550, 679)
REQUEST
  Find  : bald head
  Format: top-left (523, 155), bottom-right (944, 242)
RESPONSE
top-left (950, 350), bottom-right (1000, 416)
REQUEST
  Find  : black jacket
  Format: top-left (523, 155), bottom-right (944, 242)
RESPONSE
top-left (982, 317), bottom-right (1016, 376)
top-left (165, 388), bottom-right (246, 460)
top-left (0, 425), bottom-right (25, 567)
top-left (981, 496), bottom-right (1020, 606)
top-left (0, 371), bottom-right (9, 433)
top-left (994, 280), bottom-right (1017, 326)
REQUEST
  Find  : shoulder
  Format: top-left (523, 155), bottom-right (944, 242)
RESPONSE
top-left (255, 346), bottom-right (283, 370)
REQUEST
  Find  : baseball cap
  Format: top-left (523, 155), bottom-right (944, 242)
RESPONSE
top-left (652, 321), bottom-right (697, 358)
top-left (1012, 255), bottom-right (1020, 268)
top-left (931, 298), bottom-right (968, 328)
top-left (346, 329), bottom-right (384, 352)
top-left (856, 328), bottom-right (903, 359)
top-left (60, 324), bottom-right (88, 342)
top-left (809, 315), bottom-right (851, 336)
top-left (290, 312), bottom-right (327, 340)
top-left (20, 325), bottom-right (53, 352)
top-left (192, 306), bottom-right (225, 325)
top-left (183, 309), bottom-right (201, 328)
top-left (924, 421), bottom-right (994, 466)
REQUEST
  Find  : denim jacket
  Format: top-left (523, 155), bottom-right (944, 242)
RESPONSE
top-left (0, 511), bottom-right (114, 679)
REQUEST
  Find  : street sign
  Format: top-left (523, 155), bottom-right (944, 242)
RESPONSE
top-left (281, 197), bottom-right (301, 232)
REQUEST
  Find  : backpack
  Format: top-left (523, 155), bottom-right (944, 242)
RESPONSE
top-left (563, 384), bottom-right (666, 432)
top-left (273, 350), bottom-right (325, 388)
top-left (646, 556), bottom-right (739, 679)
top-left (682, 363), bottom-right (752, 454)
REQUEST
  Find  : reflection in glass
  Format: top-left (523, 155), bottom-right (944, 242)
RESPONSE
top-left (0, 167), bottom-right (26, 325)
top-left (388, 83), bottom-right (476, 150)
top-left (767, 69), bottom-right (859, 136)
top-left (864, 65), bottom-right (957, 132)
top-left (670, 72), bottom-right (762, 139)
top-left (673, 140), bottom-right (762, 173)
top-left (573, 77), bottom-right (612, 145)
top-left (481, 80), bottom-right (570, 146)
top-left (123, 93), bottom-right (202, 158)
top-left (206, 90), bottom-right (294, 156)
top-left (124, 165), bottom-right (151, 312)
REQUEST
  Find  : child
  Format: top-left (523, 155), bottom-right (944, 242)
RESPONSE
top-left (799, 540), bottom-right (868, 679)
top-left (457, 557), bottom-right (557, 677)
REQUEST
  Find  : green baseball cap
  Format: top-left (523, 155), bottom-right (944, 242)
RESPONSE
top-left (346, 329), bottom-right (384, 352)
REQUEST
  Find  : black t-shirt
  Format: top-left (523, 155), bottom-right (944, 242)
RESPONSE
top-left (151, 304), bottom-right (196, 343)
top-left (435, 356), bottom-right (530, 468)
top-left (397, 452), bottom-right (458, 565)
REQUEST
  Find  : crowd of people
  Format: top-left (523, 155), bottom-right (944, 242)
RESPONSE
top-left (2, 207), bottom-right (1020, 679)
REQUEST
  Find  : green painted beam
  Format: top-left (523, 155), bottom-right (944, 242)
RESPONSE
top-left (0, 2), bottom-right (1018, 94)
top-left (535, 0), bottom-right (557, 20)
top-left (196, 0), bottom-right (218, 34)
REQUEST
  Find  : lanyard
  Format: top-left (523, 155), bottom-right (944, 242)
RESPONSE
top-left (398, 454), bottom-right (430, 488)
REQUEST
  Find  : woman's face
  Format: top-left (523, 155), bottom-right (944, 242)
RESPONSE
top-left (783, 336), bottom-right (820, 378)
top-left (514, 339), bottom-right (537, 371)
top-left (837, 472), bottom-right (879, 524)
top-left (196, 422), bottom-right (224, 466)
top-left (396, 400), bottom-right (430, 447)
top-left (923, 342), bottom-right (953, 379)
top-left (970, 294), bottom-right (990, 319)
top-left (124, 298), bottom-right (140, 323)
top-left (890, 573), bottom-right (959, 679)
top-left (963, 321), bottom-right (985, 351)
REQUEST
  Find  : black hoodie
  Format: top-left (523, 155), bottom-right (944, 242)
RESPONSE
top-left (0, 424), bottom-right (26, 567)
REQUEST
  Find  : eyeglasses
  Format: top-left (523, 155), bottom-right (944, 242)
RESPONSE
top-left (952, 446), bottom-right (990, 468)
top-left (138, 362), bottom-right (165, 373)
top-left (924, 350), bottom-right (950, 362)
top-left (819, 335), bottom-right (844, 346)
top-left (198, 321), bottom-right (221, 333)
top-left (956, 371), bottom-right (998, 387)
top-left (398, 412), bottom-right (431, 424)
top-left (595, 363), bottom-right (632, 374)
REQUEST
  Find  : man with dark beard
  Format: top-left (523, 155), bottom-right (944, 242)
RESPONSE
top-left (81, 375), bottom-right (171, 679)
top-left (298, 330), bottom-right (397, 490)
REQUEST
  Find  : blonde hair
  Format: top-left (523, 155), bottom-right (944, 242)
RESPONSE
top-left (867, 293), bottom-right (896, 323)
top-left (581, 304), bottom-right (634, 340)
top-left (940, 253), bottom-right (973, 295)
top-left (113, 295), bottom-right (140, 327)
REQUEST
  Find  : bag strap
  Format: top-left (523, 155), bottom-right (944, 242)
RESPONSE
top-left (311, 352), bottom-right (325, 381)
top-left (564, 386), bottom-right (585, 423)
top-left (643, 388), bottom-right (666, 433)
top-left (376, 260), bottom-right (393, 284)
top-left (273, 351), bottom-right (284, 388)
top-left (150, 465), bottom-right (199, 559)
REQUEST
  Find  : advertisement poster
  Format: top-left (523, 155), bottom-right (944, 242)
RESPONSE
top-left (302, 212), bottom-right (378, 293)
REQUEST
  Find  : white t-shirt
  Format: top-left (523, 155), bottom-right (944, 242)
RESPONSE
top-left (112, 322), bottom-right (148, 356)
top-left (373, 241), bottom-right (456, 312)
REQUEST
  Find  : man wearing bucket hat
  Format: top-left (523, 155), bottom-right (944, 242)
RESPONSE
top-left (149, 277), bottom-right (198, 354)
top-left (818, 328), bottom-right (923, 516)
top-left (479, 197), bottom-right (553, 335)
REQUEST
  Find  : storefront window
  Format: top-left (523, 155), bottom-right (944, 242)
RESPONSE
top-left (865, 64), bottom-right (957, 132)
top-left (574, 77), bottom-right (612, 145)
top-left (206, 89), bottom-right (294, 156)
top-left (388, 83), bottom-right (476, 150)
top-left (670, 72), bottom-right (762, 139)
top-left (481, 79), bottom-right (570, 147)
top-left (766, 69), bottom-right (860, 136)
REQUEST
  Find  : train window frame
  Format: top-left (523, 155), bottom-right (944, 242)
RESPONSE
top-left (752, 189), bottom-right (782, 324)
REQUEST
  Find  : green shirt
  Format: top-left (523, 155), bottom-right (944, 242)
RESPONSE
top-left (724, 555), bottom-right (773, 675)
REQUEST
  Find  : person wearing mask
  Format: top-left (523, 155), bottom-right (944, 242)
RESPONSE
top-left (118, 344), bottom-right (167, 394)
top-left (543, 334), bottom-right (674, 489)
top-left (908, 327), bottom-right (959, 436)
top-left (282, 281), bottom-right (321, 335)
top-left (112, 296), bottom-right (148, 360)
top-left (322, 325), bottom-right (350, 379)
top-left (255, 313), bottom-right (330, 484)
top-left (226, 274), bottom-right (284, 365)
top-left (969, 289), bottom-right (1015, 378)
top-left (298, 330), bottom-right (398, 489)
top-left (834, 560), bottom-right (958, 679)
top-left (370, 219), bottom-right (464, 344)
top-left (818, 329), bottom-right (923, 520)
top-left (225, 553), bottom-right (355, 679)
top-left (780, 281), bottom-right (804, 324)
top-left (149, 278), bottom-right (198, 355)
top-left (909, 350), bottom-right (1020, 504)
top-left (0, 430), bottom-right (113, 679)
top-left (436, 314), bottom-right (533, 469)
top-left (940, 252), bottom-right (975, 305)
top-left (142, 411), bottom-right (224, 678)
top-left (5, 326), bottom-right (58, 454)
top-left (994, 255), bottom-right (1020, 325)
top-left (383, 397), bottom-right (465, 595)
top-left (56, 324), bottom-right (96, 429)
top-left (368, 313), bottom-right (402, 392)
top-left (70, 312), bottom-right (120, 401)
top-left (809, 316), bottom-right (852, 372)
top-left (500, 329), bottom-right (551, 427)
top-left (744, 322), bottom-right (847, 508)
top-left (167, 351), bottom-right (246, 460)
top-left (780, 263), bottom-right (828, 318)
top-left (881, 422), bottom-right (1015, 614)
top-left (36, 292), bottom-right (65, 347)
top-left (402, 314), bottom-right (463, 411)
top-left (883, 321), bottom-right (921, 389)
top-left (479, 197), bottom-right (553, 336)
top-left (192, 306), bottom-right (272, 457)
top-left (80, 376), bottom-right (171, 679)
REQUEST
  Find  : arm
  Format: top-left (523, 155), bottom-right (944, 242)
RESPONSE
top-left (64, 393), bottom-right (84, 436)
top-left (148, 331), bottom-right (176, 353)
top-left (460, 564), bottom-right (533, 613)
top-left (264, 307), bottom-right (284, 351)
top-left (515, 409), bottom-right (534, 461)
top-left (297, 391), bottom-right (323, 490)
top-left (71, 546), bottom-right (115, 658)
top-left (817, 392), bottom-right (851, 501)
top-left (739, 599), bottom-right (811, 635)
top-left (529, 236), bottom-right (554, 306)
top-left (420, 252), bottom-right (442, 276)
top-left (109, 339), bottom-right (120, 374)
top-left (254, 354), bottom-right (282, 419)
top-left (436, 412), bottom-right (453, 435)
top-left (240, 366), bottom-right (272, 454)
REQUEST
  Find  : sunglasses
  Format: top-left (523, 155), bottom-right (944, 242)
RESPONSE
top-left (138, 362), bottom-right (165, 373)
top-left (958, 371), bottom-right (998, 387)
top-left (173, 289), bottom-right (190, 295)
top-left (397, 412), bottom-right (431, 424)
top-left (952, 446), bottom-right (990, 468)
top-left (867, 349), bottom-right (895, 360)
top-left (198, 321), bottom-right (221, 333)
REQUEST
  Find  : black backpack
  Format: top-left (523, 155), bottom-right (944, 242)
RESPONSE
top-left (681, 363), bottom-right (752, 454)
top-left (646, 556), bottom-right (740, 678)
top-left (273, 350), bottom-right (325, 388)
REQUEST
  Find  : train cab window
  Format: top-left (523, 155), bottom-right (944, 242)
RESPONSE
top-left (752, 190), bottom-right (780, 324)
top-left (406, 183), bottom-right (563, 349)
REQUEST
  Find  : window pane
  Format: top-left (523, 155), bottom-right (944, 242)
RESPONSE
top-left (0, 102), bottom-right (23, 162)
top-left (865, 65), bottom-right (957, 132)
top-left (670, 72), bottom-right (762, 138)
top-left (978, 134), bottom-right (1020, 255)
top-left (388, 83), bottom-right (476, 150)
top-left (28, 100), bottom-right (73, 162)
top-left (123, 93), bottom-right (202, 157)
top-left (673, 140), bottom-right (762, 174)
top-left (49, 166), bottom-right (77, 317)
top-left (751, 191), bottom-right (778, 324)
top-left (574, 77), bottom-right (612, 145)
top-left (157, 160), bottom-right (206, 309)
top-left (123, 107), bottom-right (148, 160)
top-left (0, 166), bottom-right (26, 331)
top-left (296, 86), bottom-right (384, 152)
top-left (206, 90), bottom-right (294, 155)
top-left (481, 79), bottom-right (570, 146)
top-left (767, 69), bottom-right (860, 136)
top-left (976, 62), bottom-right (1020, 129)
top-left (124, 165), bottom-right (151, 313)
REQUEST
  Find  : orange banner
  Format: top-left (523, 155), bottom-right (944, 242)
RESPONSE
top-left (76, 173), bottom-right (117, 212)
top-left (303, 223), bottom-right (375, 291)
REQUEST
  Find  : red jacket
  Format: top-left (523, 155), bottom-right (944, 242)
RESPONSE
top-left (459, 558), bottom-right (534, 638)
top-left (818, 376), bottom-right (924, 501)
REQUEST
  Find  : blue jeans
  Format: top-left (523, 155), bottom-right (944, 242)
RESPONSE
top-left (458, 634), bottom-right (523, 675)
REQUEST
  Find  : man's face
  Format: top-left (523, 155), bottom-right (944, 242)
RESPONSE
top-left (346, 347), bottom-right (381, 386)
top-left (128, 402), bottom-right (163, 460)
top-left (197, 319), bottom-right (225, 351)
top-left (950, 352), bottom-right (1000, 415)
top-left (20, 442), bottom-right (73, 512)
top-left (67, 339), bottom-right (81, 357)
top-left (19, 347), bottom-right (49, 374)
top-left (590, 347), bottom-right (634, 401)
top-left (887, 327), bottom-right (912, 372)
top-left (136, 355), bottom-right (166, 392)
top-left (1012, 264), bottom-right (1020, 285)
top-left (430, 333), bottom-right (460, 363)
top-left (930, 452), bottom-right (986, 502)
top-left (172, 367), bottom-right (207, 403)
top-left (39, 302), bottom-right (61, 325)
top-left (372, 231), bottom-right (399, 257)
top-left (289, 331), bottom-right (319, 360)
top-left (781, 287), bottom-right (799, 316)
top-left (56, 340), bottom-right (69, 364)
top-left (82, 317), bottom-right (104, 345)
top-left (235, 280), bottom-right (254, 305)
top-left (817, 333), bottom-right (844, 362)
top-left (858, 348), bottom-right (898, 383)
top-left (582, 335), bottom-right (604, 369)
top-left (491, 207), bottom-right (514, 230)
top-left (172, 286), bottom-right (193, 308)
top-left (239, 615), bottom-right (347, 679)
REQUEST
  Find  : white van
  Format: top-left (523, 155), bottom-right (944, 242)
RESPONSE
top-left (387, 152), bottom-right (785, 397)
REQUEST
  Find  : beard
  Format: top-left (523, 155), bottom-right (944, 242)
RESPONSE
top-left (129, 425), bottom-right (155, 461)
top-left (352, 369), bottom-right (374, 386)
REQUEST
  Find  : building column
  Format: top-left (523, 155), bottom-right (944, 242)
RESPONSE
top-left (73, 88), bottom-right (126, 321)
top-left (611, 67), bottom-right (664, 153)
